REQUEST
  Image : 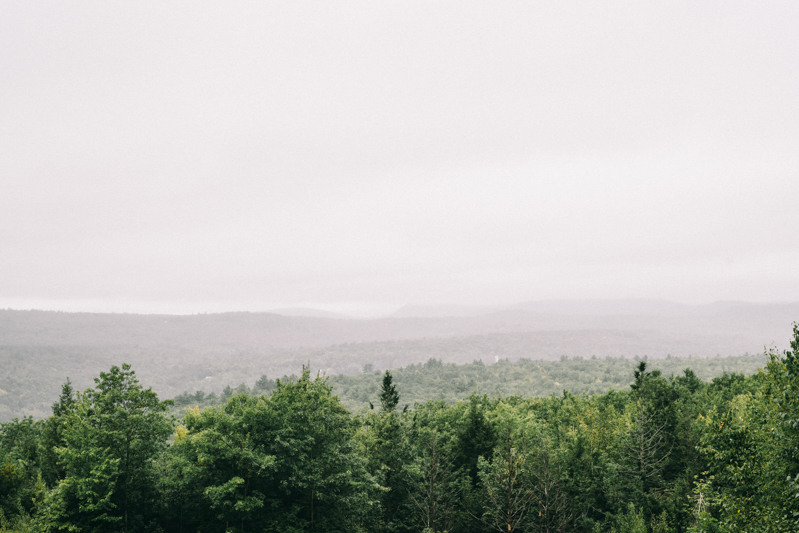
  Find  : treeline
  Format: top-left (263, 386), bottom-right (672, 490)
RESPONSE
top-left (327, 353), bottom-right (767, 409)
top-left (2, 327), bottom-right (799, 532)
top-left (0, 335), bottom-right (771, 422)
top-left (169, 353), bottom-right (767, 412)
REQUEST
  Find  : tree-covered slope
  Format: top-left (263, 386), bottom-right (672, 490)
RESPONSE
top-left (327, 353), bottom-right (768, 410)
top-left (2, 302), bottom-right (792, 421)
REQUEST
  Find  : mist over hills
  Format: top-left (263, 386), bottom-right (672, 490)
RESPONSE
top-left (394, 299), bottom-right (799, 320)
top-left (267, 307), bottom-right (353, 319)
top-left (1, 299), bottom-right (796, 420)
top-left (1, 299), bottom-right (796, 350)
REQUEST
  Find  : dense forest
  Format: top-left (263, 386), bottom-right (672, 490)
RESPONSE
top-left (2, 326), bottom-right (798, 532)
top-left (169, 353), bottom-right (768, 413)
top-left (0, 340), bottom-right (769, 423)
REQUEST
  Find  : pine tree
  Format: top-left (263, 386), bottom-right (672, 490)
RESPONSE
top-left (379, 371), bottom-right (400, 413)
top-left (456, 394), bottom-right (496, 487)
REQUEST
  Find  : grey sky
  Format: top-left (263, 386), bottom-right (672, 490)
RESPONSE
top-left (2, 1), bottom-right (798, 315)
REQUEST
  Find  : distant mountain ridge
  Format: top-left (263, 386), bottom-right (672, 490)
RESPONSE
top-left (390, 304), bottom-right (500, 318)
top-left (267, 307), bottom-right (353, 319)
top-left (1, 300), bottom-right (796, 350)
top-left (393, 299), bottom-right (799, 318)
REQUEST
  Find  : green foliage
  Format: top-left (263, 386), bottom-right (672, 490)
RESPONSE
top-left (329, 354), bottom-right (768, 411)
top-left (0, 417), bottom-right (46, 526)
top-left (622, 362), bottom-right (675, 514)
top-left (166, 367), bottom-right (376, 533)
top-left (2, 325), bottom-right (799, 533)
top-left (168, 396), bottom-right (277, 531)
top-left (0, 326), bottom-right (771, 423)
top-left (267, 367), bottom-right (375, 531)
top-left (404, 427), bottom-right (461, 533)
top-left (368, 402), bottom-right (412, 532)
top-left (48, 364), bottom-right (173, 533)
top-left (455, 394), bottom-right (496, 489)
top-left (611, 503), bottom-right (646, 533)
top-left (691, 324), bottom-right (799, 533)
top-left (477, 407), bottom-right (535, 533)
top-left (380, 371), bottom-right (400, 413)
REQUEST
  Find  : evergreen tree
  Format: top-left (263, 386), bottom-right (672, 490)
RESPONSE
top-left (456, 394), bottom-right (496, 488)
top-left (372, 376), bottom-right (413, 532)
top-left (252, 374), bottom-right (276, 395)
top-left (623, 362), bottom-right (674, 515)
top-left (39, 379), bottom-right (76, 486)
top-left (380, 371), bottom-right (400, 413)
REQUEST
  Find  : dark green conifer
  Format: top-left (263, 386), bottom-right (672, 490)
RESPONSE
top-left (379, 370), bottom-right (400, 412)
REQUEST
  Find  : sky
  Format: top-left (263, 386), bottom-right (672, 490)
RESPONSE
top-left (1, 1), bottom-right (798, 316)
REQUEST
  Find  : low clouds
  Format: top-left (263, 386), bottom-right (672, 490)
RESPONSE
top-left (1, 1), bottom-right (797, 313)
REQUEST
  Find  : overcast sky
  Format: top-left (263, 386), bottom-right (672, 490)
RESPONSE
top-left (1, 1), bottom-right (798, 316)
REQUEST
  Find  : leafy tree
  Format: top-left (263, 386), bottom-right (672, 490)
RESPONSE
top-left (172, 397), bottom-right (277, 532)
top-left (49, 364), bottom-right (173, 533)
top-left (528, 435), bottom-right (572, 533)
top-left (696, 393), bottom-right (788, 531)
top-left (163, 368), bottom-right (376, 533)
top-left (768, 323), bottom-right (799, 525)
top-left (477, 409), bottom-right (534, 533)
top-left (266, 367), bottom-right (375, 532)
top-left (405, 428), bottom-right (460, 533)
top-left (693, 326), bottom-right (799, 532)
top-left (0, 417), bottom-right (46, 527)
top-left (152, 430), bottom-right (205, 533)
top-left (611, 503), bottom-right (646, 533)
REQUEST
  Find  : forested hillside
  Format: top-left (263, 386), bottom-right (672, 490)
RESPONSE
top-left (327, 354), bottom-right (767, 410)
top-left (2, 344), bottom-right (767, 422)
top-left (168, 353), bottom-right (768, 413)
top-left (1, 326), bottom-right (798, 532)
top-left (1, 302), bottom-right (793, 421)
